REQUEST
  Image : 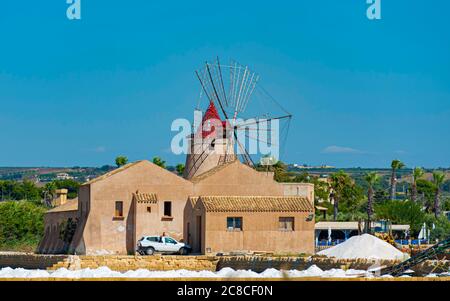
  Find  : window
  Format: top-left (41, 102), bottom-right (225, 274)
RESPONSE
top-left (147, 206), bottom-right (151, 213)
top-left (279, 217), bottom-right (295, 231)
top-left (164, 201), bottom-right (172, 217)
top-left (147, 236), bottom-right (159, 242)
top-left (115, 201), bottom-right (123, 217)
top-left (227, 217), bottom-right (243, 231)
top-left (164, 237), bottom-right (177, 244)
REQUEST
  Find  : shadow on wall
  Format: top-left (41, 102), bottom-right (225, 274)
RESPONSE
top-left (69, 194), bottom-right (90, 255)
top-left (126, 198), bottom-right (136, 254)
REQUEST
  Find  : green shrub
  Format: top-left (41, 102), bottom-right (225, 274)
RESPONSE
top-left (424, 214), bottom-right (450, 241)
top-left (374, 200), bottom-right (425, 234)
top-left (0, 201), bottom-right (46, 251)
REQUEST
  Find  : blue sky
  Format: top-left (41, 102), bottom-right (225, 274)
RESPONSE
top-left (0, 1), bottom-right (449, 168)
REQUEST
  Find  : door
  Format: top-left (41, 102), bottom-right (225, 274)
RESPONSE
top-left (163, 237), bottom-right (179, 252)
top-left (186, 222), bottom-right (190, 245)
top-left (196, 215), bottom-right (202, 253)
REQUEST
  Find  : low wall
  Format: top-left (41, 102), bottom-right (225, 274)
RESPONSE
top-left (217, 256), bottom-right (450, 275)
top-left (49, 255), bottom-right (219, 272)
top-left (0, 253), bottom-right (448, 276)
top-left (0, 253), bottom-right (69, 269)
top-left (217, 256), bottom-right (398, 272)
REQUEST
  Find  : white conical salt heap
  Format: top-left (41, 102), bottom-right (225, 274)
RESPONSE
top-left (317, 234), bottom-right (406, 260)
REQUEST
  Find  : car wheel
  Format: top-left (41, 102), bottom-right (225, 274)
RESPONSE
top-left (145, 247), bottom-right (155, 256)
top-left (179, 247), bottom-right (189, 255)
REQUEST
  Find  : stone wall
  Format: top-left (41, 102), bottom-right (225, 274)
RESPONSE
top-left (1, 253), bottom-right (448, 276)
top-left (217, 256), bottom-right (450, 275)
top-left (216, 256), bottom-right (391, 272)
top-left (49, 255), bottom-right (218, 272)
top-left (0, 253), bottom-right (69, 269)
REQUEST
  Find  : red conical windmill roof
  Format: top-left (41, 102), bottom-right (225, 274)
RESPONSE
top-left (203, 101), bottom-right (221, 122)
top-left (198, 101), bottom-right (226, 138)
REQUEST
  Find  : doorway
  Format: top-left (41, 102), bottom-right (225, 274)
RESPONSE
top-left (196, 216), bottom-right (202, 253)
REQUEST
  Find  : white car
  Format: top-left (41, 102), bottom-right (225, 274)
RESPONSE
top-left (137, 235), bottom-right (191, 255)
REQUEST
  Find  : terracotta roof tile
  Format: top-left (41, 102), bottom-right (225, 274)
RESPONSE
top-left (199, 196), bottom-right (313, 213)
top-left (188, 196), bottom-right (199, 207)
top-left (133, 192), bottom-right (158, 203)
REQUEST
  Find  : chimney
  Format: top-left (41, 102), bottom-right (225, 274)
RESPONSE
top-left (54, 189), bottom-right (68, 206)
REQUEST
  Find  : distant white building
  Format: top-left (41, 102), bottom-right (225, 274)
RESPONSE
top-left (56, 173), bottom-right (73, 180)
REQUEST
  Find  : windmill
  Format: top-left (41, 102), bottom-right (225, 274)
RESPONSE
top-left (183, 57), bottom-right (292, 179)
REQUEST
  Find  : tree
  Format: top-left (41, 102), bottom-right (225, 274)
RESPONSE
top-left (270, 161), bottom-right (291, 182)
top-left (42, 182), bottom-right (57, 207)
top-left (432, 171), bottom-right (445, 218)
top-left (374, 189), bottom-right (389, 204)
top-left (411, 167), bottom-right (424, 203)
top-left (442, 179), bottom-right (450, 193)
top-left (0, 180), bottom-right (41, 202)
top-left (390, 159), bottom-right (405, 200)
top-left (375, 200), bottom-right (425, 235)
top-left (54, 179), bottom-right (81, 199)
top-left (330, 171), bottom-right (364, 221)
top-left (292, 172), bottom-right (310, 183)
top-left (115, 156), bottom-right (128, 168)
top-left (0, 201), bottom-right (46, 251)
top-left (12, 180), bottom-right (41, 201)
top-left (311, 178), bottom-right (331, 203)
top-left (152, 157), bottom-right (166, 169)
top-left (255, 160), bottom-right (292, 182)
top-left (443, 197), bottom-right (450, 211)
top-left (417, 178), bottom-right (436, 213)
top-left (175, 164), bottom-right (185, 176)
top-left (425, 214), bottom-right (450, 241)
top-left (365, 172), bottom-right (380, 230)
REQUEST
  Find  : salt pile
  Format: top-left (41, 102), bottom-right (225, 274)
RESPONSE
top-left (0, 265), bottom-right (370, 279)
top-left (317, 234), bottom-right (407, 260)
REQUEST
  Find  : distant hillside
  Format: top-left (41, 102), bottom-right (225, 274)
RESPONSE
top-left (0, 166), bottom-right (116, 183)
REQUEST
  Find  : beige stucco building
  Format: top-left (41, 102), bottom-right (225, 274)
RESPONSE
top-left (185, 196), bottom-right (314, 254)
top-left (37, 160), bottom-right (315, 255)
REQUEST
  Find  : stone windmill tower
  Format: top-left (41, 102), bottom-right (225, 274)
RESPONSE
top-left (183, 101), bottom-right (236, 179)
top-left (183, 58), bottom-right (292, 180)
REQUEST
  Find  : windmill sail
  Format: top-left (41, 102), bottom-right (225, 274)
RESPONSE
top-left (184, 58), bottom-right (292, 179)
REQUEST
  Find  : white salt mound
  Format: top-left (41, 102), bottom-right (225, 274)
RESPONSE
top-left (317, 234), bottom-right (406, 260)
top-left (0, 265), bottom-right (369, 279)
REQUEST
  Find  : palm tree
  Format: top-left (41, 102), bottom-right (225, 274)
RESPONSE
top-left (365, 172), bottom-right (380, 232)
top-left (390, 160), bottom-right (405, 200)
top-left (42, 182), bottom-right (57, 207)
top-left (411, 167), bottom-right (424, 203)
top-left (432, 171), bottom-right (445, 218)
top-left (330, 171), bottom-right (349, 221)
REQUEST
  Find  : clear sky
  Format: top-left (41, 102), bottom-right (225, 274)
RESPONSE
top-left (0, 1), bottom-right (449, 168)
